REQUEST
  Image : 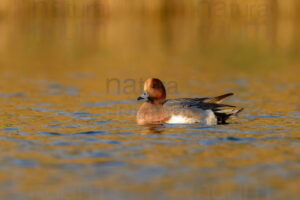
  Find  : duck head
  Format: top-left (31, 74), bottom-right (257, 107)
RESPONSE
top-left (137, 78), bottom-right (166, 105)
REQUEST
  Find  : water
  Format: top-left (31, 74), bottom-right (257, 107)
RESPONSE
top-left (0, 1), bottom-right (300, 200)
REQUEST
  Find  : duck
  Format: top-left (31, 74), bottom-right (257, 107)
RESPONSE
top-left (137, 78), bottom-right (243, 125)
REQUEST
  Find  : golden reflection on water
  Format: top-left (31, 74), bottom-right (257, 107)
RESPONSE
top-left (0, 0), bottom-right (299, 199)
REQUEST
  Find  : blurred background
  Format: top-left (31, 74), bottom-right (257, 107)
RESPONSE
top-left (0, 0), bottom-right (299, 91)
top-left (0, 0), bottom-right (299, 199)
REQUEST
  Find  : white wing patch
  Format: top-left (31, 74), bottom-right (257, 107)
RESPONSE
top-left (166, 109), bottom-right (217, 125)
top-left (167, 115), bottom-right (195, 124)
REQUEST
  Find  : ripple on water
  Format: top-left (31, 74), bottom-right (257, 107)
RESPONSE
top-left (71, 115), bottom-right (98, 120)
top-left (13, 159), bottom-right (38, 168)
top-left (71, 111), bottom-right (100, 120)
top-left (0, 92), bottom-right (27, 98)
top-left (31, 107), bottom-right (52, 112)
top-left (90, 152), bottom-right (110, 158)
top-left (76, 131), bottom-right (108, 136)
top-left (3, 127), bottom-right (19, 131)
top-left (49, 141), bottom-right (70, 146)
top-left (94, 120), bottom-right (112, 124)
top-left (93, 161), bottom-right (127, 168)
top-left (198, 136), bottom-right (258, 145)
top-left (223, 136), bottom-right (258, 143)
top-left (42, 130), bottom-right (108, 136)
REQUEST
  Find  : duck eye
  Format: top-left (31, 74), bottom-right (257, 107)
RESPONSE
top-left (152, 83), bottom-right (157, 89)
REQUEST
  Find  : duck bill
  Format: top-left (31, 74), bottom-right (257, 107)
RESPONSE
top-left (137, 96), bottom-right (144, 100)
top-left (137, 92), bottom-right (149, 101)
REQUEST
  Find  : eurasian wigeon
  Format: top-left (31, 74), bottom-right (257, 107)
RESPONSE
top-left (137, 78), bottom-right (243, 125)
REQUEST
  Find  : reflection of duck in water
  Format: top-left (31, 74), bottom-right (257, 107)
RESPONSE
top-left (137, 78), bottom-right (243, 125)
top-left (142, 124), bottom-right (165, 134)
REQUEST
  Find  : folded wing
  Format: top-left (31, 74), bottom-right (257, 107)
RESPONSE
top-left (164, 93), bottom-right (243, 124)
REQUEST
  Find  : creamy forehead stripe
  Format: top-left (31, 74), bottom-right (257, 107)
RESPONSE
top-left (144, 79), bottom-right (152, 91)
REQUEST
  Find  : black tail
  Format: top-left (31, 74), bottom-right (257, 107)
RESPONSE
top-left (213, 108), bottom-right (243, 124)
top-left (203, 93), bottom-right (234, 104)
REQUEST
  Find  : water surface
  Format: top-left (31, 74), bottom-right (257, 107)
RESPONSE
top-left (0, 1), bottom-right (299, 199)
